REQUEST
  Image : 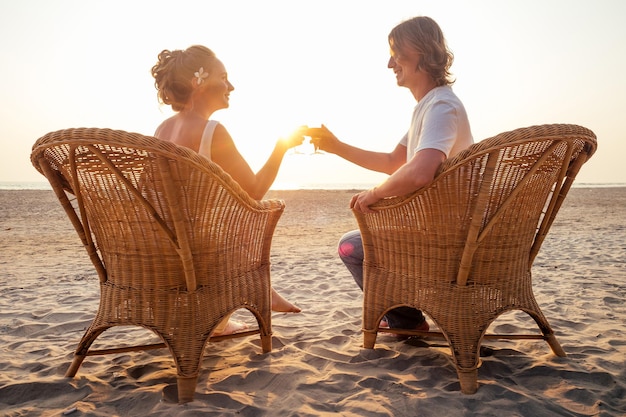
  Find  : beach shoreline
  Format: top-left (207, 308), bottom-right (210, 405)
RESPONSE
top-left (1, 188), bottom-right (625, 416)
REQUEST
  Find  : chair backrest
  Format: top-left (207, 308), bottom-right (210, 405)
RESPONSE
top-left (31, 128), bottom-right (284, 292)
top-left (359, 124), bottom-right (597, 286)
top-left (448, 124), bottom-right (596, 285)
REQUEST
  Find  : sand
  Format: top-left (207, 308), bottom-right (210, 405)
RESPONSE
top-left (1, 187), bottom-right (625, 417)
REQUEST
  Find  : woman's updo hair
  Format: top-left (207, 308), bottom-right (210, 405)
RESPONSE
top-left (151, 45), bottom-right (218, 111)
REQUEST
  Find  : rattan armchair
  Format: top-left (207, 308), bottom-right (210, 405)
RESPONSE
top-left (354, 124), bottom-right (597, 394)
top-left (31, 128), bottom-right (285, 403)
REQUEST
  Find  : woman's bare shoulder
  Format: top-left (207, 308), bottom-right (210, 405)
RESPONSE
top-left (155, 115), bottom-right (205, 152)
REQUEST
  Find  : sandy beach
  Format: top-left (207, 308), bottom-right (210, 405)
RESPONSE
top-left (1, 187), bottom-right (625, 417)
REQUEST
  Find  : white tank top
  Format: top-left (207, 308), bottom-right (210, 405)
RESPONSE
top-left (198, 120), bottom-right (219, 160)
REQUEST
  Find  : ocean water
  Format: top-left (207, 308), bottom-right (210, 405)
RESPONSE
top-left (0, 181), bottom-right (379, 191)
top-left (0, 181), bottom-right (623, 191)
top-left (0, 182), bottom-right (52, 190)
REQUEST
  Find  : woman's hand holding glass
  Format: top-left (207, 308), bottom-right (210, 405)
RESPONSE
top-left (281, 124), bottom-right (338, 155)
top-left (279, 126), bottom-right (308, 153)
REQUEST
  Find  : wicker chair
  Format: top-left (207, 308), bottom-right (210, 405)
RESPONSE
top-left (354, 124), bottom-right (597, 394)
top-left (31, 128), bottom-right (285, 403)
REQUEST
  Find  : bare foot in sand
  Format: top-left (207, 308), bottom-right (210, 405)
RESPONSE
top-left (272, 288), bottom-right (301, 313)
top-left (212, 319), bottom-right (249, 336)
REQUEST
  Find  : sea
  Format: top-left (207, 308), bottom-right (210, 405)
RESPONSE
top-left (0, 181), bottom-right (624, 191)
top-left (0, 181), bottom-right (382, 191)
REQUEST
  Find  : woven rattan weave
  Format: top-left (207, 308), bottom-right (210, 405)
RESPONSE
top-left (31, 128), bottom-right (285, 403)
top-left (354, 124), bottom-right (597, 394)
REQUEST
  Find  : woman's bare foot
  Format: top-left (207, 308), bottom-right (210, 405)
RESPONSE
top-left (271, 288), bottom-right (301, 313)
top-left (212, 319), bottom-right (249, 336)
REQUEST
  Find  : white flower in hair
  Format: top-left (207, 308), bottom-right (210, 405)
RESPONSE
top-left (194, 67), bottom-right (209, 85)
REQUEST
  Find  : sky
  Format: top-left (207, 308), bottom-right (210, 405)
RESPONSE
top-left (1, 0), bottom-right (625, 189)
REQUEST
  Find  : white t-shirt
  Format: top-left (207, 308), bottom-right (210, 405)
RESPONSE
top-left (399, 85), bottom-right (473, 159)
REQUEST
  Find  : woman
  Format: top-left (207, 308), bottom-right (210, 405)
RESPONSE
top-left (152, 45), bottom-right (303, 334)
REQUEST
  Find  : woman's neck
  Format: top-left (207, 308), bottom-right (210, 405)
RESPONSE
top-left (181, 108), bottom-right (210, 120)
top-left (182, 97), bottom-right (215, 120)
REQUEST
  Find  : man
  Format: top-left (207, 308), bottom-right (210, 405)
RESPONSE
top-left (311, 16), bottom-right (473, 332)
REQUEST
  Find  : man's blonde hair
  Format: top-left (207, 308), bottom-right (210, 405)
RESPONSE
top-left (388, 16), bottom-right (455, 86)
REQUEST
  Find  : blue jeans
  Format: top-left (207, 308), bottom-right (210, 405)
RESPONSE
top-left (338, 230), bottom-right (425, 329)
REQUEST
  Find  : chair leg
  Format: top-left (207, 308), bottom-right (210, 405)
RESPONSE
top-left (65, 354), bottom-right (86, 377)
top-left (546, 333), bottom-right (566, 357)
top-left (446, 329), bottom-right (482, 394)
top-left (457, 367), bottom-right (479, 394)
top-left (261, 334), bottom-right (272, 353)
top-left (528, 308), bottom-right (567, 357)
top-left (363, 331), bottom-right (377, 349)
top-left (177, 375), bottom-right (198, 404)
top-left (65, 326), bottom-right (105, 377)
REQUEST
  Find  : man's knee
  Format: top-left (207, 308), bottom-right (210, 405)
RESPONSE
top-left (338, 230), bottom-right (362, 259)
